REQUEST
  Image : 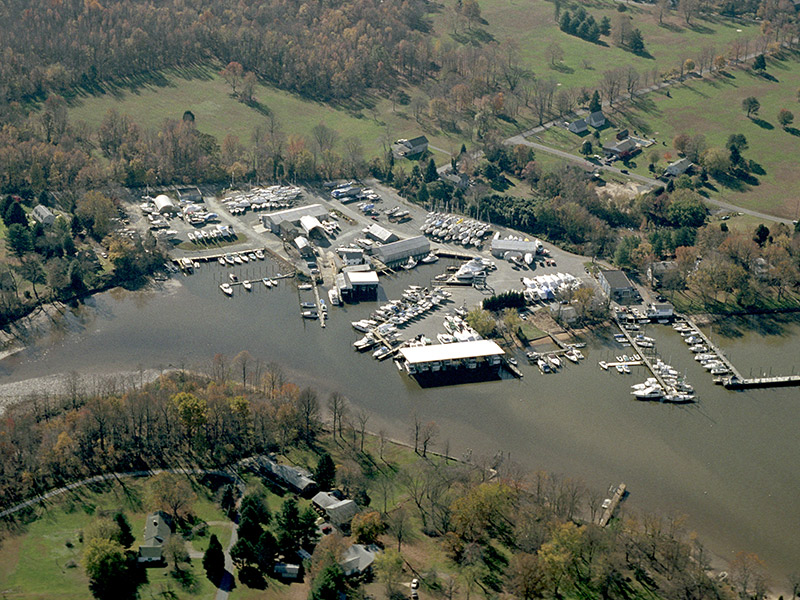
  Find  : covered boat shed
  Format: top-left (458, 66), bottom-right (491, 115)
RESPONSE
top-left (398, 340), bottom-right (504, 374)
top-left (372, 236), bottom-right (429, 267)
top-left (300, 214), bottom-right (325, 237)
top-left (153, 194), bottom-right (179, 215)
top-left (262, 204), bottom-right (329, 234)
top-left (490, 238), bottom-right (541, 258)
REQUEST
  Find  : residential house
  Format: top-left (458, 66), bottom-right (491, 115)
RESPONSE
top-left (440, 170), bottom-right (470, 189)
top-left (603, 138), bottom-right (638, 160)
top-left (339, 544), bottom-right (380, 577)
top-left (646, 302), bottom-right (675, 320)
top-left (664, 157), bottom-right (692, 177)
top-left (32, 205), bottom-right (55, 226)
top-left (337, 247), bottom-right (365, 266)
top-left (253, 456), bottom-right (317, 495)
top-left (588, 111), bottom-right (606, 128)
top-left (647, 261), bottom-right (678, 288)
top-left (312, 491), bottom-right (360, 529)
top-left (598, 269), bottom-right (638, 302)
top-left (568, 118), bottom-right (588, 135)
top-left (393, 136), bottom-right (429, 158)
top-left (138, 511), bottom-right (172, 564)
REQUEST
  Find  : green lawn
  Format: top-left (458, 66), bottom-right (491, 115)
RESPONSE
top-left (533, 53), bottom-right (800, 219)
top-left (66, 66), bottom-right (472, 164)
top-left (0, 477), bottom-right (229, 600)
top-left (432, 0), bottom-right (760, 91)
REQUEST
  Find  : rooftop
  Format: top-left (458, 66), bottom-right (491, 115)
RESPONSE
top-left (399, 340), bottom-right (504, 365)
top-left (600, 269), bottom-right (635, 290)
top-left (346, 271), bottom-right (379, 286)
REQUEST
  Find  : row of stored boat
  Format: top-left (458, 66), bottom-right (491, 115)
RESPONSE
top-left (420, 212), bottom-right (492, 248)
top-left (215, 249), bottom-right (266, 267)
top-left (219, 273), bottom-right (281, 296)
top-left (673, 320), bottom-right (732, 377)
top-left (222, 185), bottom-right (302, 215)
top-left (188, 224), bottom-right (236, 244)
top-left (526, 348), bottom-right (584, 373)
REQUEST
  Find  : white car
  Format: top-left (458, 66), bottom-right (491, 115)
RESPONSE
top-left (411, 579), bottom-right (419, 590)
top-left (601, 498), bottom-right (612, 510)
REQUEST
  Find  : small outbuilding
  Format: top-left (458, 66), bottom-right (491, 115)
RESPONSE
top-left (337, 247), bottom-right (365, 265)
top-left (312, 491), bottom-right (360, 528)
top-left (253, 456), bottom-right (317, 495)
top-left (32, 205), bottom-right (56, 226)
top-left (664, 157), bottom-right (692, 177)
top-left (153, 194), bottom-right (178, 215)
top-left (294, 235), bottom-right (314, 258)
top-left (274, 563), bottom-right (301, 580)
top-left (393, 136), bottom-right (429, 158)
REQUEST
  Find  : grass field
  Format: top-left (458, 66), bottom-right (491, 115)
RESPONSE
top-left (0, 478), bottom-right (226, 600)
top-left (66, 66), bottom-right (474, 165)
top-left (534, 52), bottom-right (800, 218)
top-left (433, 0), bottom-right (760, 91)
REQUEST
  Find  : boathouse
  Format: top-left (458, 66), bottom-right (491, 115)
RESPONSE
top-left (153, 194), bottom-right (179, 215)
top-left (490, 238), bottom-right (541, 258)
top-left (398, 340), bottom-right (504, 376)
top-left (372, 236), bottom-right (429, 268)
top-left (338, 269), bottom-right (379, 301)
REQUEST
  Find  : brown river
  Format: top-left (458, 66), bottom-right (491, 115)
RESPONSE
top-left (1, 262), bottom-right (798, 590)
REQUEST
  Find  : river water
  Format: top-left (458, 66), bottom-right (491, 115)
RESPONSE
top-left (1, 261), bottom-right (798, 587)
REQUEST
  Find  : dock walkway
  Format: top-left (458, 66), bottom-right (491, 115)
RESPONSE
top-left (597, 483), bottom-right (626, 527)
top-left (615, 323), bottom-right (669, 389)
top-left (682, 316), bottom-right (743, 380)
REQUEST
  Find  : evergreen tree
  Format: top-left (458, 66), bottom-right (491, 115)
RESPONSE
top-left (314, 452), bottom-right (336, 491)
top-left (600, 15), bottom-right (611, 35)
top-left (629, 29), bottom-right (645, 54)
top-left (559, 11), bottom-right (571, 31)
top-left (753, 54), bottom-right (766, 71)
top-left (424, 157), bottom-right (438, 182)
top-left (310, 564), bottom-right (346, 600)
top-left (203, 535), bottom-right (226, 584)
top-left (240, 493), bottom-right (271, 528)
top-left (113, 513), bottom-right (135, 549)
top-left (589, 90), bottom-right (602, 113)
top-left (417, 183), bottom-right (429, 205)
top-left (4, 201), bottom-right (27, 228)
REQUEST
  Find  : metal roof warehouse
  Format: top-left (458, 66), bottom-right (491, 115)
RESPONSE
top-left (398, 340), bottom-right (504, 365)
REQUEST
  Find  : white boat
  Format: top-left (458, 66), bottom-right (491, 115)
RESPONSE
top-left (269, 278), bottom-right (278, 287)
top-left (229, 273), bottom-right (238, 282)
top-left (263, 277), bottom-right (273, 288)
top-left (255, 249), bottom-right (265, 260)
top-left (243, 281), bottom-right (252, 291)
top-left (219, 283), bottom-right (233, 296)
top-left (421, 253), bottom-right (438, 264)
top-left (437, 333), bottom-right (455, 344)
top-left (537, 358), bottom-right (551, 373)
top-left (218, 257), bottom-right (226, 266)
top-left (233, 255), bottom-right (243, 265)
top-left (599, 361), bottom-right (609, 370)
top-left (548, 355), bottom-right (561, 369)
top-left (225, 254), bottom-right (235, 265)
top-left (298, 283), bottom-right (313, 290)
top-left (564, 350), bottom-right (579, 363)
top-left (632, 386), bottom-right (664, 400)
top-left (240, 253), bottom-right (249, 263)
top-left (248, 253), bottom-right (257, 261)
top-left (403, 257), bottom-right (418, 270)
top-left (622, 364), bottom-right (631, 374)
top-left (524, 253), bottom-right (534, 265)
top-left (574, 349), bottom-right (584, 360)
top-left (302, 310), bottom-right (318, 319)
top-left (615, 365), bottom-right (624, 373)
top-left (328, 288), bottom-right (340, 306)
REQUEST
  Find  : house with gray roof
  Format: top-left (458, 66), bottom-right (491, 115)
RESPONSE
top-left (393, 136), bottom-right (429, 158)
top-left (138, 511), bottom-right (172, 564)
top-left (588, 111), bottom-right (606, 128)
top-left (603, 137), bottom-right (638, 159)
top-left (312, 492), bottom-right (359, 528)
top-left (32, 205), bottom-right (56, 226)
top-left (339, 544), bottom-right (380, 577)
top-left (568, 118), bottom-right (588, 134)
top-left (254, 456), bottom-right (317, 495)
top-left (598, 269), bottom-right (637, 302)
top-left (664, 157), bottom-right (692, 177)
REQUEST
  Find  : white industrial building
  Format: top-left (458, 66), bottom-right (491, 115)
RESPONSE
top-left (153, 194), bottom-right (178, 214)
top-left (372, 236), bottom-right (430, 267)
top-left (365, 223), bottom-right (398, 244)
top-left (490, 237), bottom-right (542, 258)
top-left (397, 340), bottom-right (504, 375)
top-left (261, 204), bottom-right (329, 234)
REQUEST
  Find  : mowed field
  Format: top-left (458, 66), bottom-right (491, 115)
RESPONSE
top-left (432, 0), bottom-right (760, 91)
top-left (66, 67), bottom-right (469, 162)
top-left (536, 52), bottom-right (800, 218)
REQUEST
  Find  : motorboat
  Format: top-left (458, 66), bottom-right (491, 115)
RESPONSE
top-left (218, 257), bottom-right (226, 266)
top-left (225, 254), bottom-right (235, 265)
top-left (573, 348), bottom-right (584, 360)
top-left (615, 365), bottom-right (625, 374)
top-left (263, 277), bottom-right (273, 288)
top-left (269, 278), bottom-right (278, 287)
top-left (403, 257), bottom-right (418, 270)
top-left (632, 386), bottom-right (664, 400)
top-left (300, 301), bottom-right (316, 309)
top-left (421, 253), bottom-right (438, 264)
top-left (301, 310), bottom-right (318, 319)
top-left (598, 361), bottom-right (609, 370)
top-left (243, 281), bottom-right (252, 291)
top-left (229, 273), bottom-right (238, 282)
top-left (328, 288), bottom-right (340, 306)
top-left (233, 255), bottom-right (243, 265)
top-left (298, 283), bottom-right (313, 290)
top-left (219, 283), bottom-right (233, 296)
top-left (537, 358), bottom-right (551, 373)
top-left (548, 355), bottom-right (561, 369)
top-left (240, 253), bottom-right (249, 263)
top-left (352, 319), bottom-right (377, 332)
top-left (621, 364), bottom-right (631, 374)
top-left (564, 350), bottom-right (579, 363)
top-left (255, 249), bottom-right (265, 260)
top-left (248, 253), bottom-right (257, 261)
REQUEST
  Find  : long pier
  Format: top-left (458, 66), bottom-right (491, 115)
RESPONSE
top-left (597, 483), bottom-right (626, 527)
top-left (682, 316), bottom-right (743, 380)
top-left (615, 322), bottom-right (669, 389)
top-left (311, 281), bottom-right (326, 329)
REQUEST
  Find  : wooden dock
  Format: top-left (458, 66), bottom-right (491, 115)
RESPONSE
top-left (504, 359), bottom-right (524, 378)
top-left (311, 281), bottom-right (326, 329)
top-left (723, 374), bottom-right (800, 389)
top-left (597, 483), bottom-right (626, 527)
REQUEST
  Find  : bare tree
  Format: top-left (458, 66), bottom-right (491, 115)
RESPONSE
top-left (600, 68), bottom-right (624, 106)
top-left (356, 409), bottom-right (369, 452)
top-left (530, 77), bottom-right (557, 125)
top-left (412, 413), bottom-right (422, 453)
top-left (328, 392), bottom-right (348, 440)
top-left (624, 66), bottom-right (640, 98)
top-left (420, 421), bottom-right (439, 457)
top-left (296, 387), bottom-right (320, 441)
top-left (545, 42), bottom-right (564, 66)
top-left (233, 350), bottom-right (252, 387)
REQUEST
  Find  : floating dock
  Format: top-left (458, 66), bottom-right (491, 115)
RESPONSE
top-left (614, 322), bottom-right (670, 389)
top-left (682, 316), bottom-right (743, 380)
